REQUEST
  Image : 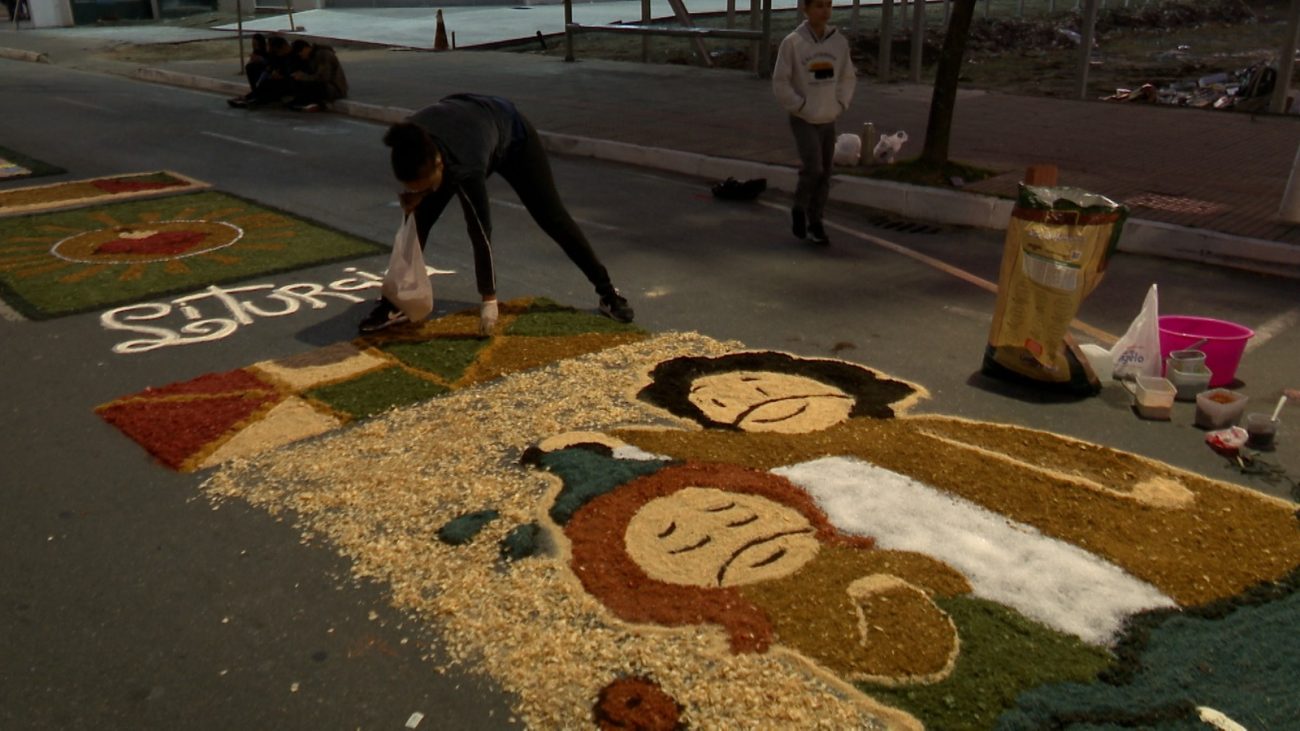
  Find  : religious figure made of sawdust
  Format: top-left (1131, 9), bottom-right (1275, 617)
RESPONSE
top-left (524, 351), bottom-right (1300, 697)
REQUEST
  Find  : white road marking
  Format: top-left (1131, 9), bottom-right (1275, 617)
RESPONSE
top-left (0, 299), bottom-right (25, 323)
top-left (1244, 307), bottom-right (1297, 353)
top-left (756, 200), bottom-right (1118, 345)
top-left (491, 199), bottom-right (624, 232)
top-left (53, 96), bottom-right (113, 112)
top-left (199, 131), bottom-right (297, 156)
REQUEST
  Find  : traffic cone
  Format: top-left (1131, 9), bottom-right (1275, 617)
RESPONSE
top-left (434, 10), bottom-right (450, 51)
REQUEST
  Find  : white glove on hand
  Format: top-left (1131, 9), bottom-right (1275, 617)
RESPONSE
top-left (479, 299), bottom-right (498, 336)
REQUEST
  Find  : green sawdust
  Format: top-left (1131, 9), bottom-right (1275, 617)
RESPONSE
top-left (0, 144), bottom-right (64, 180)
top-left (859, 596), bottom-right (1113, 731)
top-left (525, 447), bottom-right (670, 526)
top-left (999, 571), bottom-right (1300, 730)
top-left (379, 337), bottom-right (486, 384)
top-left (499, 522), bottom-right (543, 562)
top-left (304, 366), bottom-right (448, 419)
top-left (507, 298), bottom-right (644, 336)
top-left (0, 190), bottom-right (384, 320)
top-left (437, 510), bottom-right (501, 545)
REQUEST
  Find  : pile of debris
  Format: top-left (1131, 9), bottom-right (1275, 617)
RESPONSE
top-left (1104, 62), bottom-right (1285, 112)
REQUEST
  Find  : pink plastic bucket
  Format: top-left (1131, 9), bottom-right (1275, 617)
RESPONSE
top-left (1158, 315), bottom-right (1254, 387)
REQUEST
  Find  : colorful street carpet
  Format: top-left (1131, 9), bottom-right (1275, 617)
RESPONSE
top-left (112, 299), bottom-right (1299, 730)
top-left (0, 144), bottom-right (65, 182)
top-left (0, 189), bottom-right (385, 319)
top-left (0, 171), bottom-right (204, 217)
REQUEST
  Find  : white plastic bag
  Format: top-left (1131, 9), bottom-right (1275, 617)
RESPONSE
top-left (833, 133), bottom-right (862, 166)
top-left (873, 130), bottom-right (909, 164)
top-left (380, 214), bottom-right (434, 322)
top-left (1110, 283), bottom-right (1161, 380)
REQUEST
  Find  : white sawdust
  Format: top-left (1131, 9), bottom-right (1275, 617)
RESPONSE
top-left (202, 333), bottom-right (899, 730)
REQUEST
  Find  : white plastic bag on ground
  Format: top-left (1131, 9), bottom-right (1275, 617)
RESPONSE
top-left (1110, 283), bottom-right (1161, 380)
top-left (381, 214), bottom-right (434, 322)
top-left (833, 133), bottom-right (862, 165)
top-left (873, 130), bottom-right (909, 163)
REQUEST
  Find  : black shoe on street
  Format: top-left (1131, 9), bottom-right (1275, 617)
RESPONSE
top-left (792, 207), bottom-right (807, 239)
top-left (598, 290), bottom-right (635, 323)
top-left (807, 221), bottom-right (830, 246)
top-left (358, 299), bottom-right (409, 333)
top-left (291, 102), bottom-right (323, 112)
top-left (226, 96), bottom-right (250, 108)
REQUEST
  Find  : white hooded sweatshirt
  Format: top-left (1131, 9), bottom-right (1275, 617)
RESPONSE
top-left (772, 21), bottom-right (856, 124)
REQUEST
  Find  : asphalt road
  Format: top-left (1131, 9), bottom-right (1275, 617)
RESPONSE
top-left (2, 59), bottom-right (1297, 729)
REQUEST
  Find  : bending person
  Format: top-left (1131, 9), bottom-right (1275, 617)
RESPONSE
top-left (362, 93), bottom-right (634, 334)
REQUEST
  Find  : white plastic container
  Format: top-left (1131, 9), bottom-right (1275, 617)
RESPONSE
top-left (1134, 376), bottom-right (1176, 420)
top-left (1195, 388), bottom-right (1249, 429)
top-left (1168, 362), bottom-right (1212, 401)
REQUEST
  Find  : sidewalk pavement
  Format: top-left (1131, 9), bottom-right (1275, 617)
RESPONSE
top-left (2, 14), bottom-right (1299, 279)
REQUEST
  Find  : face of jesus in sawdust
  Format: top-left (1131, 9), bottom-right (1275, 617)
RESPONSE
top-left (624, 487), bottom-right (820, 587)
top-left (687, 371), bottom-right (854, 433)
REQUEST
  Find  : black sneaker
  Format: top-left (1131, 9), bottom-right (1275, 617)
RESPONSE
top-left (792, 207), bottom-right (807, 239)
top-left (598, 291), bottom-right (634, 323)
top-left (358, 299), bottom-right (409, 333)
top-left (291, 102), bottom-right (323, 112)
top-left (226, 96), bottom-right (250, 108)
top-left (807, 221), bottom-right (830, 246)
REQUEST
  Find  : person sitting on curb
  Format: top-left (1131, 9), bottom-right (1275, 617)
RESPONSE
top-left (228, 35), bottom-right (294, 109)
top-left (284, 39), bottom-right (349, 112)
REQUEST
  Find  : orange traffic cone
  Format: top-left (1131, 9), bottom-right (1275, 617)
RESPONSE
top-left (434, 9), bottom-right (450, 51)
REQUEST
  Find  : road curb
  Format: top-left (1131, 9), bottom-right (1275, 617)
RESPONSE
top-left (90, 65), bottom-right (1300, 282)
top-left (0, 46), bottom-right (50, 63)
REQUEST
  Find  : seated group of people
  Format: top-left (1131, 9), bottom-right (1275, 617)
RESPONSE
top-left (228, 34), bottom-right (349, 112)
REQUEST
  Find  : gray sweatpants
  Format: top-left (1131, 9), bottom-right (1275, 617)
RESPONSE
top-left (788, 115), bottom-right (837, 224)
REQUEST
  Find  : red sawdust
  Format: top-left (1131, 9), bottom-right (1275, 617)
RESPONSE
top-left (594, 676), bottom-right (683, 731)
top-left (97, 369), bottom-right (281, 469)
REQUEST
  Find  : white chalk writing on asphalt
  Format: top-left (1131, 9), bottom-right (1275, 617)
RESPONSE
top-left (100, 266), bottom-right (444, 355)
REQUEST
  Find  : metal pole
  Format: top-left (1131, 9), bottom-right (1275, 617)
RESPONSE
top-left (564, 0), bottom-right (574, 61)
top-left (642, 0), bottom-right (651, 63)
top-left (237, 0), bottom-right (246, 75)
top-left (1076, 0), bottom-right (1099, 100)
top-left (758, 0), bottom-right (772, 78)
top-left (749, 0), bottom-right (760, 72)
top-left (1280, 143), bottom-right (1300, 223)
top-left (1269, 0), bottom-right (1300, 114)
top-left (879, 0), bottom-right (893, 83)
top-left (850, 0), bottom-right (860, 32)
top-left (910, 0), bottom-right (924, 82)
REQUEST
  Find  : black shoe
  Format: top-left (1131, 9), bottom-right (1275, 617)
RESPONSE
top-left (226, 96), bottom-right (250, 108)
top-left (807, 221), bottom-right (830, 246)
top-left (792, 208), bottom-right (807, 239)
top-left (291, 102), bottom-right (323, 112)
top-left (358, 299), bottom-right (409, 333)
top-left (598, 290), bottom-right (634, 323)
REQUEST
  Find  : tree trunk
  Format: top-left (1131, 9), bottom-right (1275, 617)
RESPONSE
top-left (920, 0), bottom-right (978, 166)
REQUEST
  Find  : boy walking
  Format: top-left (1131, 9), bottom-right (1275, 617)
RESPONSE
top-left (772, 0), bottom-right (856, 246)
